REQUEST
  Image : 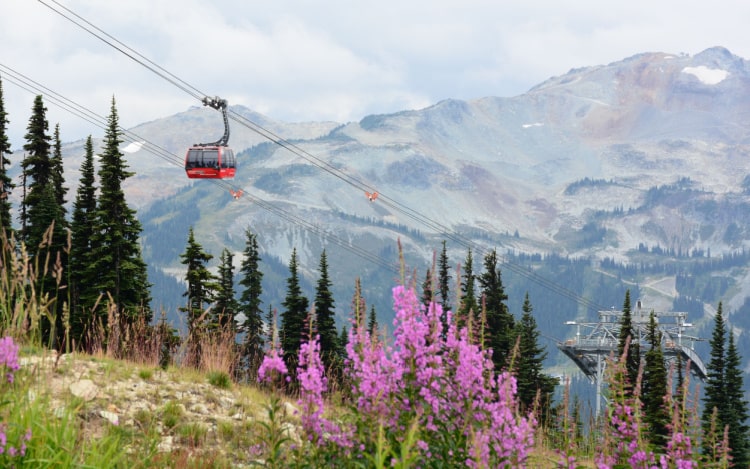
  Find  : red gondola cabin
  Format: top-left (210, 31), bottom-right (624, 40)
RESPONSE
top-left (184, 145), bottom-right (236, 179)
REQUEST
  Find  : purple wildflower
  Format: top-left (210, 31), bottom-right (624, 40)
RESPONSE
top-left (0, 337), bottom-right (19, 384)
top-left (257, 347), bottom-right (287, 384)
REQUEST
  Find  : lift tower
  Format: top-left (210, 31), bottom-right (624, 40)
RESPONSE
top-left (557, 300), bottom-right (706, 417)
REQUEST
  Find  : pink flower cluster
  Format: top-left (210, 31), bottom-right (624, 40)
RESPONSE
top-left (0, 336), bottom-right (19, 384)
top-left (0, 426), bottom-right (31, 459)
top-left (257, 347), bottom-right (287, 384)
top-left (0, 337), bottom-right (31, 464)
top-left (296, 284), bottom-right (536, 467)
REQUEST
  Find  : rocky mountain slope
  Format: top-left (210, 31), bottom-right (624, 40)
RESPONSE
top-left (9, 46), bottom-right (750, 348)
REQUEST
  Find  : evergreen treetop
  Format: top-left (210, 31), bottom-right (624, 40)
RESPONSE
top-left (438, 240), bottom-right (451, 314)
top-left (280, 248), bottom-right (309, 365)
top-left (458, 248), bottom-right (479, 332)
top-left (702, 301), bottom-right (726, 440)
top-left (723, 328), bottom-right (750, 466)
top-left (642, 311), bottom-right (669, 450)
top-left (88, 97), bottom-right (151, 322)
top-left (214, 248), bottom-right (238, 331)
top-left (179, 227), bottom-right (217, 330)
top-left (513, 292), bottom-right (557, 418)
top-left (0, 77), bottom-right (13, 232)
top-left (69, 135), bottom-right (98, 348)
top-left (238, 229), bottom-right (264, 367)
top-left (478, 249), bottom-right (514, 370)
top-left (314, 249), bottom-right (338, 369)
top-left (616, 289), bottom-right (639, 394)
top-left (20, 95), bottom-right (52, 247)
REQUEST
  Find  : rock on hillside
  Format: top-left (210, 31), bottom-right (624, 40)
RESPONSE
top-left (20, 352), bottom-right (300, 466)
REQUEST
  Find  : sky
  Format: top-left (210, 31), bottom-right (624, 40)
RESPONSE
top-left (2, 0), bottom-right (750, 149)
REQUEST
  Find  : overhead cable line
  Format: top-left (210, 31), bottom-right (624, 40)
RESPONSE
top-left (37, 0), bottom-right (205, 101)
top-left (0, 65), bottom-right (399, 274)
top-left (36, 0), bottom-right (610, 312)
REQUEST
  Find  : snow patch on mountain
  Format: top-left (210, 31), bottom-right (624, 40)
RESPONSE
top-left (681, 66), bottom-right (729, 85)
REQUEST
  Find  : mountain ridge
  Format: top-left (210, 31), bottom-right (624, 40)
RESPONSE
top-left (8, 47), bottom-right (750, 362)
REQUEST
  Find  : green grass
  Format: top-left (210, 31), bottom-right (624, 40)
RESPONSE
top-left (207, 370), bottom-right (231, 389)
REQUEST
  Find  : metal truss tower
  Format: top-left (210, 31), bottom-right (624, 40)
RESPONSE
top-left (557, 300), bottom-right (706, 417)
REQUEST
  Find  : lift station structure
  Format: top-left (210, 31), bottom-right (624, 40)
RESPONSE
top-left (557, 300), bottom-right (707, 417)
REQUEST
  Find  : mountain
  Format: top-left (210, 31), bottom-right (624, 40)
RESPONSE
top-left (9, 47), bottom-right (750, 374)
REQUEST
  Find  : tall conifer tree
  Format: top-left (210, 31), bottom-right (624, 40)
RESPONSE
top-left (702, 301), bottom-right (727, 451)
top-left (438, 240), bottom-right (451, 315)
top-left (701, 303), bottom-right (750, 464)
top-left (179, 228), bottom-right (216, 328)
top-left (179, 227), bottom-right (217, 366)
top-left (513, 293), bottom-right (557, 418)
top-left (51, 124), bottom-right (68, 213)
top-left (642, 311), bottom-right (669, 449)
top-left (238, 229), bottom-right (264, 370)
top-left (280, 248), bottom-right (309, 367)
top-left (723, 329), bottom-right (750, 466)
top-left (367, 305), bottom-right (378, 337)
top-left (314, 249), bottom-right (338, 370)
top-left (478, 249), bottom-right (514, 370)
top-left (87, 97), bottom-right (151, 325)
top-left (21, 96), bottom-right (67, 347)
top-left (0, 77), bottom-right (13, 233)
top-left (214, 248), bottom-right (238, 331)
top-left (458, 248), bottom-right (479, 331)
top-left (69, 136), bottom-right (98, 348)
top-left (20, 95), bottom-right (52, 248)
top-left (616, 290), bottom-right (639, 395)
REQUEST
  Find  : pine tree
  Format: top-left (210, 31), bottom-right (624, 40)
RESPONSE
top-left (280, 248), bottom-right (309, 368)
top-left (20, 95), bottom-right (51, 247)
top-left (87, 97), bottom-right (151, 325)
top-left (616, 290), bottom-right (639, 395)
top-left (21, 100), bottom-right (68, 258)
top-left (513, 293), bottom-right (557, 419)
top-left (478, 249), bottom-right (514, 371)
top-left (437, 240), bottom-right (451, 315)
top-left (314, 249), bottom-right (338, 370)
top-left (264, 305), bottom-right (275, 347)
top-left (179, 227), bottom-right (217, 328)
top-left (702, 301), bottom-right (727, 453)
top-left (51, 124), bottom-right (68, 213)
top-left (338, 325), bottom-right (348, 358)
top-left (238, 229), bottom-right (264, 372)
top-left (214, 248), bottom-right (238, 332)
top-left (458, 248), bottom-right (479, 331)
top-left (20, 96), bottom-right (68, 348)
top-left (69, 136), bottom-right (98, 349)
top-left (642, 311), bottom-right (669, 450)
top-left (723, 329), bottom-right (750, 466)
top-left (367, 305), bottom-right (378, 337)
top-left (179, 227), bottom-right (218, 366)
top-left (0, 76), bottom-right (14, 233)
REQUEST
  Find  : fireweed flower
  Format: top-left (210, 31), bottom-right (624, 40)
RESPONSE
top-left (326, 285), bottom-right (535, 467)
top-left (257, 347), bottom-right (288, 384)
top-left (0, 337), bottom-right (19, 384)
top-left (0, 335), bottom-right (32, 464)
top-left (298, 335), bottom-right (338, 443)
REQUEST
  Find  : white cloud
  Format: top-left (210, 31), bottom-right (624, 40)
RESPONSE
top-left (2, 0), bottom-right (750, 148)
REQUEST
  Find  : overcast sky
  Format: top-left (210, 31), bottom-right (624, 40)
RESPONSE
top-left (2, 0), bottom-right (750, 148)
